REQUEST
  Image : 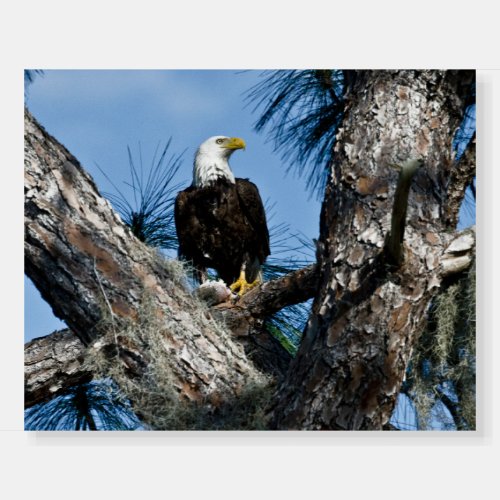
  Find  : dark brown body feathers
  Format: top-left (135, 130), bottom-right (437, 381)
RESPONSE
top-left (174, 178), bottom-right (270, 285)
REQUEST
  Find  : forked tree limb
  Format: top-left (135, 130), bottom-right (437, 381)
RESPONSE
top-left (24, 99), bottom-right (475, 408)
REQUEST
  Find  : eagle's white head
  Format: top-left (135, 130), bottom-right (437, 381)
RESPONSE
top-left (193, 135), bottom-right (246, 188)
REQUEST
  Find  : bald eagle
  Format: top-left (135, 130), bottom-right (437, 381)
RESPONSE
top-left (174, 136), bottom-right (270, 295)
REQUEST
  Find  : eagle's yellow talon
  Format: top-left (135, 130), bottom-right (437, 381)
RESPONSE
top-left (229, 278), bottom-right (244, 293)
top-left (230, 271), bottom-right (261, 296)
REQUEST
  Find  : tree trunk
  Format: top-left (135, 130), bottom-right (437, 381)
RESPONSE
top-left (271, 70), bottom-right (475, 430)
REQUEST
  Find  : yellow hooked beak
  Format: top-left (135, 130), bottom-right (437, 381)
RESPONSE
top-left (223, 137), bottom-right (246, 150)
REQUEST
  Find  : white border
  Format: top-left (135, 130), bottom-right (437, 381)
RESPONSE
top-left (2, 1), bottom-right (498, 498)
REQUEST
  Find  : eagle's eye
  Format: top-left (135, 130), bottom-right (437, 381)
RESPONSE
top-left (215, 138), bottom-right (225, 145)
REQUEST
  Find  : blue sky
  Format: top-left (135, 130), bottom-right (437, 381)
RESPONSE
top-left (24, 70), bottom-right (323, 341)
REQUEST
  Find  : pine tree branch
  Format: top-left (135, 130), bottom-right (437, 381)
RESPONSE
top-left (215, 264), bottom-right (318, 323)
top-left (25, 329), bottom-right (91, 408)
top-left (212, 264), bottom-right (319, 378)
top-left (24, 264), bottom-right (320, 406)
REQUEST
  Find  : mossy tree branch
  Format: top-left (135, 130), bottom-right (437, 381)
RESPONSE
top-left (24, 263), bottom-right (320, 406)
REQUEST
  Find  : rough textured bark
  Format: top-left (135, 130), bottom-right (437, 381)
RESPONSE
top-left (25, 329), bottom-right (91, 408)
top-left (214, 264), bottom-right (318, 338)
top-left (23, 265), bottom-right (321, 405)
top-left (25, 227), bottom-right (474, 409)
top-left (271, 70), bottom-right (475, 430)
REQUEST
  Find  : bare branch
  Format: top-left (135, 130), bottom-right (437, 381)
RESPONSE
top-left (384, 159), bottom-right (423, 266)
top-left (216, 264), bottom-right (318, 325)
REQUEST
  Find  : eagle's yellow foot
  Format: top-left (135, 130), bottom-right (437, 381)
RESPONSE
top-left (230, 272), bottom-right (261, 296)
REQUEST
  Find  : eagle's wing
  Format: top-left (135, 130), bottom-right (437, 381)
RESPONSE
top-left (174, 186), bottom-right (196, 260)
top-left (235, 178), bottom-right (270, 261)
